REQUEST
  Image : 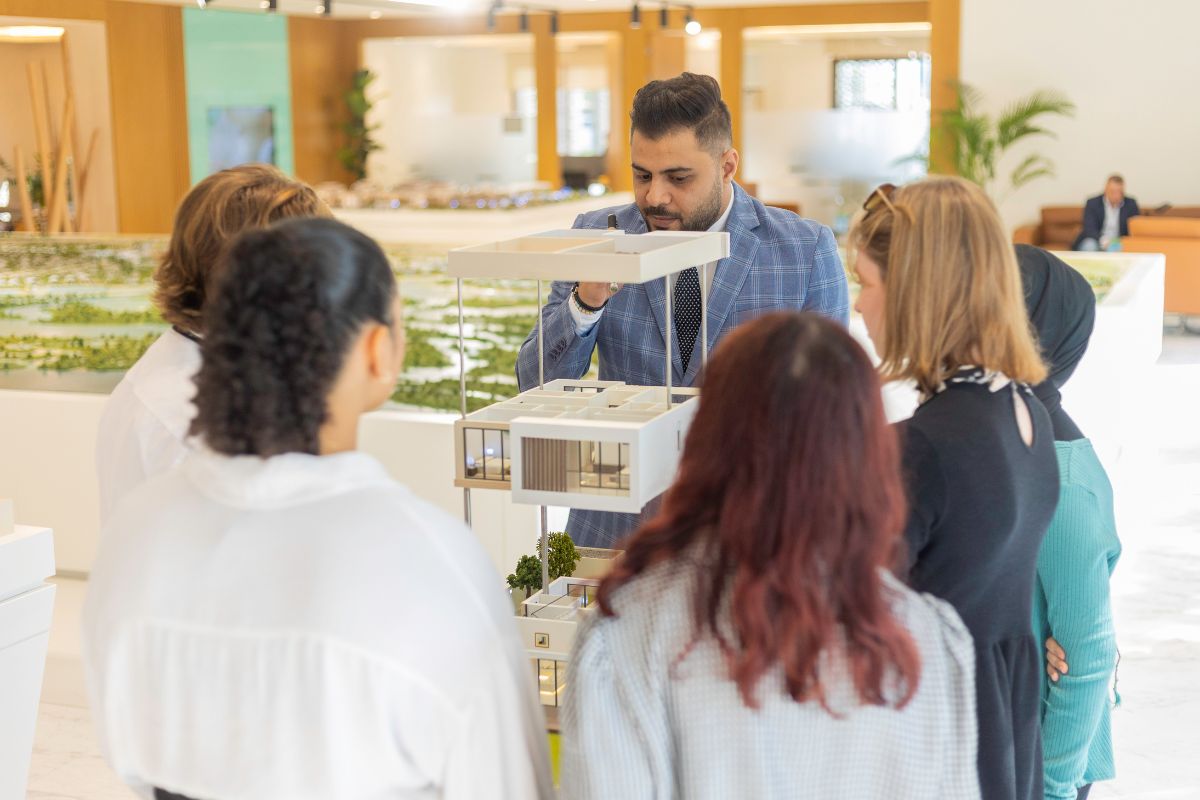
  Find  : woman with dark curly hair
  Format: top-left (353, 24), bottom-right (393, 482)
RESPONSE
top-left (562, 312), bottom-right (979, 799)
top-left (83, 219), bottom-right (553, 800)
top-left (96, 163), bottom-right (327, 524)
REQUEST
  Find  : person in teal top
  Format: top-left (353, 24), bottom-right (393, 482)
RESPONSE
top-left (1017, 245), bottom-right (1122, 800)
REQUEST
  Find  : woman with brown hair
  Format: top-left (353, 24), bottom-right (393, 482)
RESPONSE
top-left (95, 164), bottom-right (327, 523)
top-left (851, 176), bottom-right (1060, 800)
top-left (561, 312), bottom-right (979, 799)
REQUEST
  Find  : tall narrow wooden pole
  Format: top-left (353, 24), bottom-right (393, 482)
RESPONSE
top-left (60, 31), bottom-right (84, 230)
top-left (26, 63), bottom-right (55, 234)
top-left (13, 147), bottom-right (35, 233)
top-left (75, 128), bottom-right (100, 234)
top-left (48, 97), bottom-right (74, 234)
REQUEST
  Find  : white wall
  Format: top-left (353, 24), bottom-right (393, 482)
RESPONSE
top-left (960, 0), bottom-right (1200, 231)
top-left (741, 32), bottom-right (929, 222)
top-left (364, 36), bottom-right (538, 187)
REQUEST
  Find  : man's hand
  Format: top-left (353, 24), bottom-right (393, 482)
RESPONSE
top-left (577, 282), bottom-right (621, 308)
top-left (1046, 636), bottom-right (1069, 682)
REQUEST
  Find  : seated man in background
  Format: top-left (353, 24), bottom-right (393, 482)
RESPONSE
top-left (1074, 174), bottom-right (1140, 251)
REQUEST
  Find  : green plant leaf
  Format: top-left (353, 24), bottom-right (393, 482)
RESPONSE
top-left (996, 90), bottom-right (1074, 148)
top-left (1010, 153), bottom-right (1055, 188)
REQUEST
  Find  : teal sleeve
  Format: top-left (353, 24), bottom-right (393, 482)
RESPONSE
top-left (1037, 483), bottom-right (1118, 800)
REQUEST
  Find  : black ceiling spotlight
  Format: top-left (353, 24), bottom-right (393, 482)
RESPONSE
top-left (630, 2), bottom-right (641, 29)
top-left (259, 0), bottom-right (276, 10)
top-left (519, 8), bottom-right (529, 32)
top-left (486, 0), bottom-right (501, 32)
top-left (322, 0), bottom-right (332, 16)
top-left (659, 3), bottom-right (669, 28)
top-left (684, 6), bottom-right (701, 35)
top-left (550, 10), bottom-right (559, 35)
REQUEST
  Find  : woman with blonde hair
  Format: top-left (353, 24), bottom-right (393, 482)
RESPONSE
top-left (96, 164), bottom-right (328, 523)
top-left (851, 176), bottom-right (1060, 800)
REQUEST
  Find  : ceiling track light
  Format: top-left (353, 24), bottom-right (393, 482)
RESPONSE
top-left (259, 0), bottom-right (276, 10)
top-left (684, 7), bottom-right (701, 35)
top-left (519, 9), bottom-right (529, 32)
top-left (322, 0), bottom-right (332, 16)
top-left (630, 2), bottom-right (641, 30)
top-left (659, 3), bottom-right (668, 28)
top-left (486, 0), bottom-right (501, 32)
top-left (550, 10), bottom-right (558, 35)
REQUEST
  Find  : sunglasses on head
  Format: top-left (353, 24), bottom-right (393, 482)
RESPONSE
top-left (863, 183), bottom-right (897, 215)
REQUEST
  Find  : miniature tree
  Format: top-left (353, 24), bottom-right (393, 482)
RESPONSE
top-left (506, 554), bottom-right (542, 599)
top-left (539, 531), bottom-right (582, 582)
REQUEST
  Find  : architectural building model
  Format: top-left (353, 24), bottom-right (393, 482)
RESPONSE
top-left (454, 379), bottom-right (699, 514)
top-left (518, 575), bottom-right (599, 707)
top-left (446, 228), bottom-right (728, 709)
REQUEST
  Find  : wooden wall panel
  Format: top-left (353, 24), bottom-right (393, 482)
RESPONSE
top-left (533, 17), bottom-right (560, 185)
top-left (929, 0), bottom-right (961, 174)
top-left (0, 0), bottom-right (104, 20)
top-left (104, 1), bottom-right (190, 233)
top-left (289, 15), bottom-right (356, 186)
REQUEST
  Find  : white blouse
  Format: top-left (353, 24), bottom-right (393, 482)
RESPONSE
top-left (95, 329), bottom-right (200, 525)
top-left (83, 448), bottom-right (553, 800)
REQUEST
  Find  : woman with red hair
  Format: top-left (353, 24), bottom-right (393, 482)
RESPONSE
top-left (561, 312), bottom-right (980, 799)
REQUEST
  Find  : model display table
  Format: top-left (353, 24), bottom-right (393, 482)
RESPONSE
top-left (0, 500), bottom-right (55, 800)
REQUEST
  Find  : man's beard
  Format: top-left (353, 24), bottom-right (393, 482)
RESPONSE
top-left (641, 177), bottom-right (725, 232)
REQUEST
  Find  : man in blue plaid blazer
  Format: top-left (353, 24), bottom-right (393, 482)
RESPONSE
top-left (515, 74), bottom-right (848, 547)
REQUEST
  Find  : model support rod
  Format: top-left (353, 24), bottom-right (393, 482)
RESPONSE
top-left (664, 273), bottom-right (673, 408)
top-left (700, 267), bottom-right (709, 368)
top-left (456, 278), bottom-right (472, 527)
top-left (539, 505), bottom-right (550, 594)
top-left (537, 279), bottom-right (545, 389)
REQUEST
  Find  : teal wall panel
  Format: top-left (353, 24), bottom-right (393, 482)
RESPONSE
top-left (182, 8), bottom-right (294, 183)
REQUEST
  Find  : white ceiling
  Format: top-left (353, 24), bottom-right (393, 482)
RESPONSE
top-left (121, 0), bottom-right (914, 21)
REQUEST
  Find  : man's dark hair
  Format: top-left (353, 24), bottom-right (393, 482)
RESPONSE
top-left (1107, 174), bottom-right (1125, 186)
top-left (630, 72), bottom-right (732, 154)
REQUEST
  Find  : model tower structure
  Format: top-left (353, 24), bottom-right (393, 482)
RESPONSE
top-left (447, 226), bottom-right (729, 707)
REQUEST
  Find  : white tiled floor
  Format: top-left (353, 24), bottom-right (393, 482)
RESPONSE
top-left (24, 334), bottom-right (1200, 798)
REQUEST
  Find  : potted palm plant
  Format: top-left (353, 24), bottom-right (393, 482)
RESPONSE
top-left (918, 83), bottom-right (1075, 202)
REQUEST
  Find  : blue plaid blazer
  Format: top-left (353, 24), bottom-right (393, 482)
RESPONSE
top-left (515, 183), bottom-right (848, 547)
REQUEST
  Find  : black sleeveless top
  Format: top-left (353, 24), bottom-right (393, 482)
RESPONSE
top-left (899, 368), bottom-right (1060, 800)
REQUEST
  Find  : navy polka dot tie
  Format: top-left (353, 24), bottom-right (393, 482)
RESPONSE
top-left (674, 266), bottom-right (702, 374)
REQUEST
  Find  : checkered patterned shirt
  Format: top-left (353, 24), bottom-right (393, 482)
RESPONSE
top-left (561, 563), bottom-right (981, 799)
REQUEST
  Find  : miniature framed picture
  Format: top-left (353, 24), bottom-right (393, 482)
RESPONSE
top-left (534, 633), bottom-right (550, 649)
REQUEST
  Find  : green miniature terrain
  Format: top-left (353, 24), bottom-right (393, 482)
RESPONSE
top-left (2, 235), bottom-right (1124, 408)
top-left (0, 234), bottom-right (537, 411)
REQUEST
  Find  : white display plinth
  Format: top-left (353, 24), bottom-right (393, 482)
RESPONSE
top-left (448, 229), bottom-right (730, 283)
top-left (0, 510), bottom-right (56, 800)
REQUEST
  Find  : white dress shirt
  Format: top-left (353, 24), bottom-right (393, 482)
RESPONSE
top-left (83, 448), bottom-right (554, 800)
top-left (570, 196), bottom-right (736, 334)
top-left (95, 329), bottom-right (200, 525)
top-left (1101, 199), bottom-right (1123, 248)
